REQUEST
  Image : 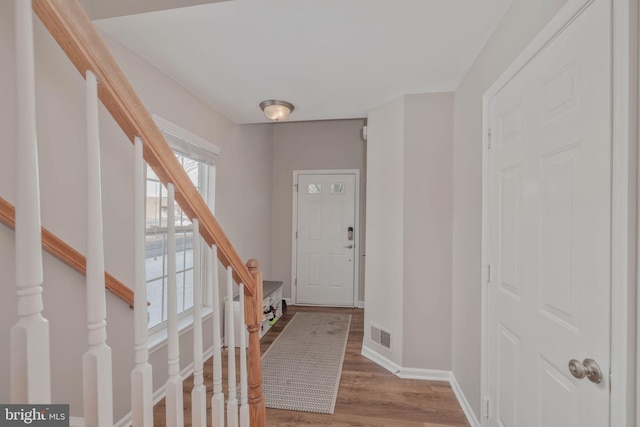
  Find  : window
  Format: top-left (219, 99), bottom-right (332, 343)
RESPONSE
top-left (330, 183), bottom-right (345, 194)
top-left (145, 115), bottom-right (219, 332)
top-left (307, 183), bottom-right (322, 194)
top-left (146, 153), bottom-right (212, 330)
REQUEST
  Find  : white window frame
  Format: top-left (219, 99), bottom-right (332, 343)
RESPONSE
top-left (147, 115), bottom-right (220, 351)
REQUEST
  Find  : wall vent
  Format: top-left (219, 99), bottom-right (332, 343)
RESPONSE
top-left (370, 324), bottom-right (391, 350)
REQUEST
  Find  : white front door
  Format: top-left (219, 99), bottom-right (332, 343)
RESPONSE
top-left (295, 173), bottom-right (356, 306)
top-left (486, 0), bottom-right (611, 425)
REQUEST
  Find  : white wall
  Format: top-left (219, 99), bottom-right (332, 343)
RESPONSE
top-left (0, 2), bottom-right (273, 421)
top-left (364, 93), bottom-right (454, 370)
top-left (271, 119), bottom-right (367, 301)
top-left (216, 123), bottom-right (274, 279)
top-left (102, 32), bottom-right (236, 152)
top-left (451, 0), bottom-right (568, 418)
top-left (364, 97), bottom-right (405, 366)
top-left (402, 93), bottom-right (453, 370)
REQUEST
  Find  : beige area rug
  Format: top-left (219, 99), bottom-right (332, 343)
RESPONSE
top-left (261, 312), bottom-right (352, 414)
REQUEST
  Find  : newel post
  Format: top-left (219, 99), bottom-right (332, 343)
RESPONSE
top-left (244, 260), bottom-right (266, 427)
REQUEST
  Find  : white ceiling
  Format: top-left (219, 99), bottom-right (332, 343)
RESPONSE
top-left (95, 0), bottom-right (514, 124)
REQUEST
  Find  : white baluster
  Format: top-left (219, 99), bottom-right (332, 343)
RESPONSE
top-left (206, 245), bottom-right (214, 309)
top-left (226, 266), bottom-right (238, 427)
top-left (165, 183), bottom-right (184, 427)
top-left (83, 70), bottom-right (114, 426)
top-left (210, 245), bottom-right (225, 427)
top-left (11, 0), bottom-right (51, 404)
top-left (191, 220), bottom-right (206, 427)
top-left (131, 137), bottom-right (153, 427)
top-left (238, 283), bottom-right (249, 427)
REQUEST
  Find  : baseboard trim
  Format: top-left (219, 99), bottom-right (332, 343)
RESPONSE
top-left (361, 344), bottom-right (401, 374)
top-left (285, 299), bottom-right (362, 308)
top-left (397, 367), bottom-right (451, 381)
top-left (361, 345), bottom-right (480, 427)
top-left (449, 374), bottom-right (481, 427)
top-left (361, 345), bottom-right (450, 381)
top-left (113, 343), bottom-right (217, 427)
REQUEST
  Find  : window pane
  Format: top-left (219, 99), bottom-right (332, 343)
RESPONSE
top-left (147, 164), bottom-right (157, 181)
top-left (180, 211), bottom-right (192, 227)
top-left (331, 183), bottom-right (345, 194)
top-left (176, 272), bottom-right (185, 313)
top-left (184, 158), bottom-right (199, 187)
top-left (147, 278), bottom-right (164, 329)
top-left (145, 235), bottom-right (165, 280)
top-left (308, 183), bottom-right (322, 194)
top-left (184, 269), bottom-right (194, 311)
top-left (162, 281), bottom-right (168, 323)
top-left (176, 232), bottom-right (193, 272)
top-left (146, 181), bottom-right (160, 227)
top-left (172, 204), bottom-right (181, 228)
top-left (175, 232), bottom-right (185, 260)
top-left (160, 185), bottom-right (168, 228)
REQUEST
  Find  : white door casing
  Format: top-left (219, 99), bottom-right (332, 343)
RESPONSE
top-left (485, 0), bottom-right (612, 426)
top-left (293, 171), bottom-right (358, 306)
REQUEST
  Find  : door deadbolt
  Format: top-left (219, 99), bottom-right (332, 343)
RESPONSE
top-left (568, 358), bottom-right (603, 384)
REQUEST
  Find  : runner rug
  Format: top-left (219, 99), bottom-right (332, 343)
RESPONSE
top-left (261, 312), bottom-right (352, 414)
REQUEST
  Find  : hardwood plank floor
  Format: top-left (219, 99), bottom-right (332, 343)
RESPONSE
top-left (154, 305), bottom-right (469, 426)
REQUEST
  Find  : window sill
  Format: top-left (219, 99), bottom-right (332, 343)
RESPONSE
top-left (148, 306), bottom-right (214, 354)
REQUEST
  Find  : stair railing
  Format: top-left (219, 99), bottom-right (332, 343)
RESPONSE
top-left (12, 0), bottom-right (267, 426)
top-left (0, 197), bottom-right (135, 306)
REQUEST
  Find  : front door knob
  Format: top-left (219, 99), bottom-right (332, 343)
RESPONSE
top-left (568, 358), bottom-right (603, 384)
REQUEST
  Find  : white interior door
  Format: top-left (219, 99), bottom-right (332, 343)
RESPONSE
top-left (295, 173), bottom-right (356, 306)
top-left (486, 1), bottom-right (611, 425)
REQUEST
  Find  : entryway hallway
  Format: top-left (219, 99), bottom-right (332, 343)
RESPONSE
top-left (154, 306), bottom-right (469, 426)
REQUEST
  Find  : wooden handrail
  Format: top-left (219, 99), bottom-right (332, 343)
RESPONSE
top-left (0, 197), bottom-right (134, 306)
top-left (32, 0), bottom-right (256, 296)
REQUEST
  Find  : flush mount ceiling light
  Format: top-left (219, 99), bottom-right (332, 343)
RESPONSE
top-left (260, 100), bottom-right (294, 122)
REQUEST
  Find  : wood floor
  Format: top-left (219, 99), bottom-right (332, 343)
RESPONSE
top-left (154, 306), bottom-right (469, 426)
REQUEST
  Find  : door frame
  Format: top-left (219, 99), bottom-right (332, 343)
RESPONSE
top-left (480, 0), bottom-right (637, 425)
top-left (291, 169), bottom-right (361, 307)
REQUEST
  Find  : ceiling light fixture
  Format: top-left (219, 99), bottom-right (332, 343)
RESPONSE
top-left (260, 100), bottom-right (294, 122)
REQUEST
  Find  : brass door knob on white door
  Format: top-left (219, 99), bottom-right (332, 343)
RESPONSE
top-left (568, 358), bottom-right (603, 383)
top-left (344, 244), bottom-right (353, 249)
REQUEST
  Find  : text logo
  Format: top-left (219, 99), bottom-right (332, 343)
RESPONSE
top-left (0, 405), bottom-right (68, 426)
